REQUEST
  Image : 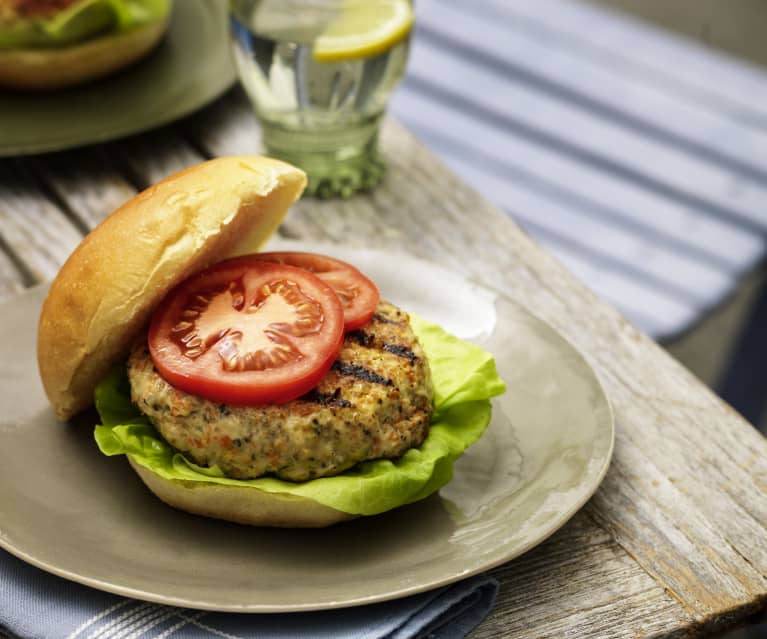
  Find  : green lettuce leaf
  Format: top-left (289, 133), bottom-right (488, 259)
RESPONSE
top-left (0, 0), bottom-right (171, 49)
top-left (94, 315), bottom-right (506, 516)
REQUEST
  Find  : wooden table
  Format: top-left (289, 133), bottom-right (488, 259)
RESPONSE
top-left (1, 87), bottom-right (766, 638)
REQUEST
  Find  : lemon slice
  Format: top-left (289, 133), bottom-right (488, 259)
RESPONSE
top-left (313, 0), bottom-right (414, 62)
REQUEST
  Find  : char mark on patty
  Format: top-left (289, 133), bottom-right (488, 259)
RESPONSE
top-left (371, 312), bottom-right (406, 326)
top-left (347, 329), bottom-right (375, 347)
top-left (301, 388), bottom-right (354, 408)
top-left (383, 343), bottom-right (417, 362)
top-left (333, 361), bottom-right (393, 386)
top-left (347, 330), bottom-right (419, 363)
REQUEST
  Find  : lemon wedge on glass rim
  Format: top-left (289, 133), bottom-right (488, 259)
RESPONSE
top-left (313, 0), bottom-right (414, 62)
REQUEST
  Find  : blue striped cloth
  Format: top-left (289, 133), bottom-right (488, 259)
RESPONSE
top-left (391, 0), bottom-right (767, 341)
top-left (0, 550), bottom-right (498, 639)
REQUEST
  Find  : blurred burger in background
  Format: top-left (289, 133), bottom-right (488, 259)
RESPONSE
top-left (0, 0), bottom-right (172, 90)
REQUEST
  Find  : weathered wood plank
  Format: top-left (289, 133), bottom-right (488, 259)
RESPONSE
top-left (478, 511), bottom-right (692, 639)
top-left (0, 160), bottom-right (82, 284)
top-left (376, 122), bottom-right (767, 632)
top-left (109, 128), bottom-right (207, 189)
top-left (2, 86), bottom-right (763, 638)
top-left (0, 131), bottom-right (204, 294)
top-left (184, 89), bottom-right (767, 635)
top-left (28, 147), bottom-right (137, 230)
top-left (0, 248), bottom-right (26, 305)
top-left (182, 88), bottom-right (263, 158)
top-left (194, 97), bottom-right (719, 633)
top-left (586, 395), bottom-right (767, 626)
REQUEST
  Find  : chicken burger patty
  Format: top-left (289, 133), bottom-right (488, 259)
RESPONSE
top-left (128, 301), bottom-right (434, 481)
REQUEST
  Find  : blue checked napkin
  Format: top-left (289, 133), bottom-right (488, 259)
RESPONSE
top-left (0, 549), bottom-right (498, 639)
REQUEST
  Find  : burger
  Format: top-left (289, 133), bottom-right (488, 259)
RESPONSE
top-left (37, 156), bottom-right (505, 527)
top-left (0, 0), bottom-right (172, 90)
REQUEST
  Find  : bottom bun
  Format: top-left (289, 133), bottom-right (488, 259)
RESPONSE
top-left (0, 19), bottom-right (168, 90)
top-left (128, 458), bottom-right (357, 528)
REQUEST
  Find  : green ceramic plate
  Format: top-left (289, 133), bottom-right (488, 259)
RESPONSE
top-left (0, 0), bottom-right (236, 157)
top-left (0, 245), bottom-right (614, 612)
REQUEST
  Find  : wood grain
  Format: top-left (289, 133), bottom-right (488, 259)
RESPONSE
top-left (481, 511), bottom-right (693, 639)
top-left (1, 87), bottom-right (766, 638)
top-left (110, 128), bottom-right (207, 188)
top-left (0, 159), bottom-right (82, 285)
top-left (188, 90), bottom-right (767, 636)
top-left (27, 147), bottom-right (137, 229)
top-left (0, 247), bottom-right (26, 301)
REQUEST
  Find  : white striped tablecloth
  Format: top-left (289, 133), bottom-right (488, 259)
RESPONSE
top-left (391, 0), bottom-right (767, 342)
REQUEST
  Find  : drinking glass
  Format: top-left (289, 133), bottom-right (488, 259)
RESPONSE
top-left (229, 0), bottom-right (413, 198)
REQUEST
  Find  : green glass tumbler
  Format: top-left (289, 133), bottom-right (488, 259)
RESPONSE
top-left (229, 0), bottom-right (413, 198)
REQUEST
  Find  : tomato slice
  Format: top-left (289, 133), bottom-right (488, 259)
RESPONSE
top-left (251, 251), bottom-right (380, 331)
top-left (148, 258), bottom-right (345, 405)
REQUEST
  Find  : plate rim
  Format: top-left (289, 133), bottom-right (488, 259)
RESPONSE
top-left (0, 249), bottom-right (614, 612)
top-left (0, 0), bottom-right (236, 157)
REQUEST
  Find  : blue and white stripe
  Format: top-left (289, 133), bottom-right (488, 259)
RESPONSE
top-left (391, 0), bottom-right (767, 340)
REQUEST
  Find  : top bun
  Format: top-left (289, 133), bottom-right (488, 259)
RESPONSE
top-left (37, 156), bottom-right (307, 421)
top-left (0, 17), bottom-right (170, 90)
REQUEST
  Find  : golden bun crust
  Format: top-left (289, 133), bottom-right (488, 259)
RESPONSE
top-left (129, 458), bottom-right (356, 527)
top-left (0, 17), bottom-right (168, 90)
top-left (37, 155), bottom-right (307, 421)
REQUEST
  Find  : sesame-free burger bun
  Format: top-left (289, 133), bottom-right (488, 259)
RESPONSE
top-left (0, 17), bottom-right (169, 90)
top-left (128, 458), bottom-right (355, 527)
top-left (37, 156), bottom-right (307, 422)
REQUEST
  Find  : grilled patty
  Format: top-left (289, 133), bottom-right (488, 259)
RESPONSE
top-left (128, 301), bottom-right (433, 481)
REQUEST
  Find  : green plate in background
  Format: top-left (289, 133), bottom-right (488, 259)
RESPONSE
top-left (0, 0), bottom-right (236, 157)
